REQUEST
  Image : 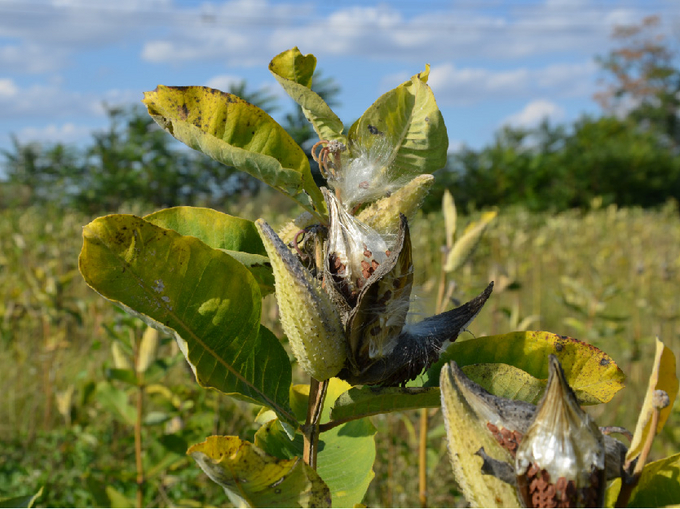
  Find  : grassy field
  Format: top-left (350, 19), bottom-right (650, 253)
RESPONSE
top-left (1, 195), bottom-right (679, 507)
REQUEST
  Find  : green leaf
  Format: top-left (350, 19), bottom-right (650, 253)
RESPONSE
top-left (142, 86), bottom-right (326, 218)
top-left (188, 435), bottom-right (331, 508)
top-left (347, 66), bottom-right (448, 181)
top-left (105, 368), bottom-right (138, 386)
top-left (104, 486), bottom-right (134, 508)
top-left (444, 210), bottom-right (497, 273)
top-left (425, 331), bottom-right (625, 405)
top-left (0, 487), bottom-right (43, 508)
top-left (330, 386), bottom-right (441, 422)
top-left (605, 452), bottom-right (680, 507)
top-left (269, 47), bottom-right (344, 143)
top-left (145, 207), bottom-right (274, 296)
top-left (144, 206), bottom-right (266, 255)
top-left (627, 338), bottom-right (678, 463)
top-left (95, 381), bottom-right (136, 425)
top-left (440, 362), bottom-right (520, 507)
top-left (79, 214), bottom-right (297, 429)
top-left (256, 379), bottom-right (377, 508)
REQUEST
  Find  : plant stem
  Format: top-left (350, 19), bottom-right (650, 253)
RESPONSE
top-left (418, 408), bottom-right (428, 507)
top-left (134, 342), bottom-right (145, 508)
top-left (615, 407), bottom-right (660, 508)
top-left (302, 377), bottom-right (329, 470)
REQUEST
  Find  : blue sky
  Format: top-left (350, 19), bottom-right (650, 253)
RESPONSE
top-left (0, 0), bottom-right (677, 155)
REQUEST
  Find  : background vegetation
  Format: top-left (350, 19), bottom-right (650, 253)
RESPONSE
top-left (1, 14), bottom-right (678, 508)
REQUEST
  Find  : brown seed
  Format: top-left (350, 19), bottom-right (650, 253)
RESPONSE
top-left (545, 484), bottom-right (556, 498)
top-left (527, 463), bottom-right (540, 478)
top-left (364, 248), bottom-right (372, 258)
top-left (555, 477), bottom-right (567, 493)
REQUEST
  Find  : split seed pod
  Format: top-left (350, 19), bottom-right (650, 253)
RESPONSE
top-left (255, 219), bottom-right (346, 381)
top-left (441, 359), bottom-right (627, 508)
top-left (516, 355), bottom-right (606, 508)
top-left (323, 188), bottom-right (494, 386)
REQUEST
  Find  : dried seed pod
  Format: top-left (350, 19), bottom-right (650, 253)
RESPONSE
top-left (516, 355), bottom-right (606, 508)
top-left (341, 283), bottom-right (494, 386)
top-left (255, 219), bottom-right (346, 381)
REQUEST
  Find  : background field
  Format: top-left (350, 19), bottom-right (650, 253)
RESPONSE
top-left (1, 195), bottom-right (678, 507)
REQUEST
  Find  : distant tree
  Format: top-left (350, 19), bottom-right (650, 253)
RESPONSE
top-left (0, 80), bottom-right (307, 213)
top-left (595, 15), bottom-right (680, 148)
top-left (1, 136), bottom-right (81, 208)
top-left (428, 116), bottom-right (680, 212)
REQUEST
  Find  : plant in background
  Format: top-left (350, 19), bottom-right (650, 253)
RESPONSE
top-left (77, 47), bottom-right (680, 507)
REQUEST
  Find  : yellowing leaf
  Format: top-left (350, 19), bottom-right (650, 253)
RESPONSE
top-left (269, 47), bottom-right (345, 143)
top-left (444, 210), bottom-right (497, 273)
top-left (605, 452), bottom-right (680, 507)
top-left (260, 379), bottom-right (376, 508)
top-left (79, 214), bottom-right (296, 429)
top-left (440, 362), bottom-right (520, 507)
top-left (627, 338), bottom-right (679, 462)
top-left (145, 207), bottom-right (274, 296)
top-left (347, 66), bottom-right (448, 180)
top-left (142, 86), bottom-right (325, 218)
top-left (426, 331), bottom-right (625, 405)
top-left (188, 436), bottom-right (331, 508)
top-left (136, 326), bottom-right (159, 374)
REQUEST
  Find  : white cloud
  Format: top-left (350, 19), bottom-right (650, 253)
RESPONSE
top-left (0, 0), bottom-right (665, 76)
top-left (0, 78), bottom-right (19, 99)
top-left (502, 99), bottom-right (566, 128)
top-left (135, 0), bottom-right (660, 68)
top-left (15, 122), bottom-right (93, 145)
top-left (0, 44), bottom-right (68, 73)
top-left (205, 74), bottom-right (245, 92)
top-left (0, 80), bottom-right (140, 120)
top-left (428, 60), bottom-right (596, 106)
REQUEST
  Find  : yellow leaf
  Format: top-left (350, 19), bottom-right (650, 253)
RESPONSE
top-left (188, 436), bottom-right (331, 508)
top-left (444, 210), bottom-right (497, 273)
top-left (136, 326), bottom-right (159, 374)
top-left (442, 189), bottom-right (457, 249)
top-left (627, 338), bottom-right (679, 462)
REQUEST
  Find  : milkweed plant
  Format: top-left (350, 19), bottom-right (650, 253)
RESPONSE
top-left (78, 48), bottom-right (680, 507)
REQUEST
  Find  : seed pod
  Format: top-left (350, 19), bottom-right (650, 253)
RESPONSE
top-left (255, 219), bottom-right (346, 381)
top-left (516, 355), bottom-right (606, 508)
top-left (356, 174), bottom-right (435, 234)
top-left (341, 282), bottom-right (494, 386)
top-left (445, 359), bottom-right (535, 459)
top-left (324, 188), bottom-right (391, 305)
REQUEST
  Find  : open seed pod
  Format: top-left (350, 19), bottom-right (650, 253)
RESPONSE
top-left (516, 355), bottom-right (606, 508)
top-left (441, 358), bottom-right (628, 507)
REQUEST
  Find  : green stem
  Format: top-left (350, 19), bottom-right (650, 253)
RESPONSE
top-left (302, 378), bottom-right (329, 470)
top-left (134, 342), bottom-right (145, 508)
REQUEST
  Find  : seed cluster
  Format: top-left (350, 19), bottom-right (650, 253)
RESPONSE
top-left (486, 422), bottom-right (523, 457)
top-left (520, 463), bottom-right (602, 508)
